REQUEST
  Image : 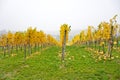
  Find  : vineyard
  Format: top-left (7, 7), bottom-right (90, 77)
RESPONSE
top-left (0, 15), bottom-right (120, 80)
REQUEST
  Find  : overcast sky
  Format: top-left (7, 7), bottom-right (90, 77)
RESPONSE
top-left (0, 0), bottom-right (120, 33)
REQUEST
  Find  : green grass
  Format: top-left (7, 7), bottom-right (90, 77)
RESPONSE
top-left (0, 46), bottom-right (120, 80)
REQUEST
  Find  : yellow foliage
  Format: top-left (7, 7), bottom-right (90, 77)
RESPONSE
top-left (99, 51), bottom-right (104, 55)
top-left (114, 41), bottom-right (117, 45)
top-left (111, 57), bottom-right (114, 60)
top-left (60, 24), bottom-right (70, 46)
top-left (100, 42), bottom-right (104, 46)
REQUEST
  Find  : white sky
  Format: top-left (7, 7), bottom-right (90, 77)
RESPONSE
top-left (0, 0), bottom-right (120, 33)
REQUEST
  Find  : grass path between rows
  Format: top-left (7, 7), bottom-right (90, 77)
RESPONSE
top-left (0, 46), bottom-right (120, 80)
